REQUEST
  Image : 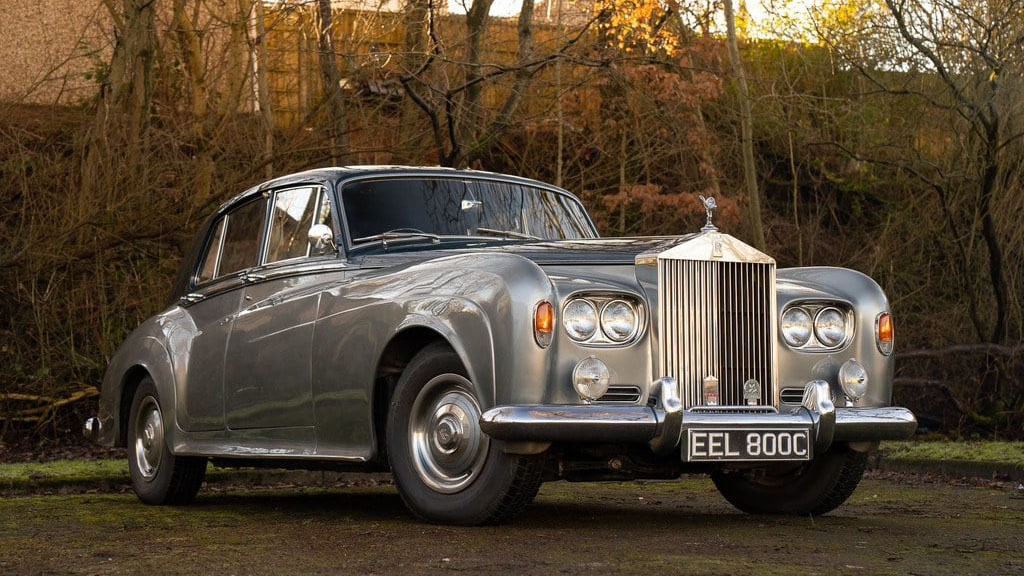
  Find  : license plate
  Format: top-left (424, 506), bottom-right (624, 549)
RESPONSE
top-left (684, 427), bottom-right (813, 462)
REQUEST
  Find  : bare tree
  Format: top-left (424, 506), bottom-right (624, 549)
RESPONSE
top-left (723, 0), bottom-right (766, 250)
top-left (316, 0), bottom-right (348, 164)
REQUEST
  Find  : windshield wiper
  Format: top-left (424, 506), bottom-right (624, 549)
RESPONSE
top-left (352, 231), bottom-right (441, 250)
top-left (473, 227), bottom-right (542, 240)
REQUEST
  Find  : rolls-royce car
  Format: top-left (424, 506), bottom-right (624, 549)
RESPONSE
top-left (85, 166), bottom-right (916, 525)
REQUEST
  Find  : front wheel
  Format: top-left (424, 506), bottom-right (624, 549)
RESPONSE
top-left (127, 378), bottom-right (207, 505)
top-left (387, 343), bottom-right (544, 525)
top-left (711, 446), bottom-right (868, 516)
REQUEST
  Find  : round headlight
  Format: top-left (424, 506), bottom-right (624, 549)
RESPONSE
top-left (781, 307), bottom-right (812, 347)
top-left (839, 358), bottom-right (869, 400)
top-left (572, 357), bottom-right (610, 401)
top-left (563, 298), bottom-right (598, 341)
top-left (814, 307), bottom-right (847, 348)
top-left (601, 300), bottom-right (637, 342)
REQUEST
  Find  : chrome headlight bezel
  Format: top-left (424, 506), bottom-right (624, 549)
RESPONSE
top-left (600, 299), bottom-right (639, 343)
top-left (813, 306), bottom-right (847, 348)
top-left (562, 298), bottom-right (598, 342)
top-left (780, 306), bottom-right (813, 348)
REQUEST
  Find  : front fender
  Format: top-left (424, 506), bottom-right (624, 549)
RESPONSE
top-left (311, 252), bottom-right (557, 459)
top-left (777, 266), bottom-right (895, 407)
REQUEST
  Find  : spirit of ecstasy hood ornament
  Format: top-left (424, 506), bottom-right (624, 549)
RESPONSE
top-left (699, 195), bottom-right (718, 232)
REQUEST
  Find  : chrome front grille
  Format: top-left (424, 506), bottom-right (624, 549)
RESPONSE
top-left (658, 257), bottom-right (777, 408)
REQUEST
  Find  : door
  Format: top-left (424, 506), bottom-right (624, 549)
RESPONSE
top-left (180, 196), bottom-right (268, 431)
top-left (224, 186), bottom-right (336, 431)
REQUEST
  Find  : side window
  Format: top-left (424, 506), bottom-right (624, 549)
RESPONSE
top-left (219, 197), bottom-right (268, 276)
top-left (196, 217), bottom-right (226, 283)
top-left (265, 187), bottom-right (333, 263)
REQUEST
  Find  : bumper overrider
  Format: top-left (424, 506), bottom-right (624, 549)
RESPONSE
top-left (479, 379), bottom-right (917, 460)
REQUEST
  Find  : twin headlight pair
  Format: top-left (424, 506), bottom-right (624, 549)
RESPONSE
top-left (562, 297), bottom-right (639, 344)
top-left (780, 305), bottom-right (850, 350)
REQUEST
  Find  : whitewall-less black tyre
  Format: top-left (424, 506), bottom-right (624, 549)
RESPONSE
top-left (711, 446), bottom-right (868, 516)
top-left (387, 343), bottom-right (544, 525)
top-left (127, 378), bottom-right (207, 505)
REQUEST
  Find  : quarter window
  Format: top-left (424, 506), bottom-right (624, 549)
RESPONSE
top-left (218, 197), bottom-right (268, 276)
top-left (196, 217), bottom-right (226, 283)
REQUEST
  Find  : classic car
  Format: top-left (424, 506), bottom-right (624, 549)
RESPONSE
top-left (84, 166), bottom-right (916, 524)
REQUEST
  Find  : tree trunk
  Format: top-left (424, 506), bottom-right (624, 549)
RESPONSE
top-left (457, 0), bottom-right (496, 158)
top-left (393, 0), bottom-right (431, 164)
top-left (172, 0), bottom-right (214, 203)
top-left (316, 0), bottom-right (347, 164)
top-left (723, 0), bottom-right (765, 250)
top-left (457, 0), bottom-right (534, 167)
top-left (253, 0), bottom-right (275, 179)
top-left (82, 0), bottom-right (158, 197)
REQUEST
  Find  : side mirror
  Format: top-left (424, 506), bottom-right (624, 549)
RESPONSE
top-left (308, 224), bottom-right (337, 255)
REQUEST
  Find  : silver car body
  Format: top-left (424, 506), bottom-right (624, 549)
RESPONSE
top-left (88, 167), bottom-right (914, 469)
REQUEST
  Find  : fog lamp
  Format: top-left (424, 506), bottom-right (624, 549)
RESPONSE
top-left (839, 358), bottom-right (869, 401)
top-left (572, 357), bottom-right (610, 402)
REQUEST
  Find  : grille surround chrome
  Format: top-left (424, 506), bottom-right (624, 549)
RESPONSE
top-left (656, 232), bottom-right (778, 409)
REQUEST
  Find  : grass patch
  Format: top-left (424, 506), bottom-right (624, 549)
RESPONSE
top-left (0, 459), bottom-right (127, 487)
top-left (880, 440), bottom-right (1024, 467)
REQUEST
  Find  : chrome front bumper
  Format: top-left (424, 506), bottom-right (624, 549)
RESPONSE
top-left (479, 379), bottom-right (917, 456)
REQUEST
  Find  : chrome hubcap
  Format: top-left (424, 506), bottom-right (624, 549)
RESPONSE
top-left (134, 397), bottom-right (163, 480)
top-left (409, 374), bottom-right (488, 494)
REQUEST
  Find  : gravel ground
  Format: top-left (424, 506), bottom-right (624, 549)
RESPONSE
top-left (1, 473), bottom-right (1022, 575)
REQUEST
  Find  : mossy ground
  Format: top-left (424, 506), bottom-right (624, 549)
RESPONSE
top-left (1, 476), bottom-right (1022, 575)
top-left (880, 440), bottom-right (1024, 467)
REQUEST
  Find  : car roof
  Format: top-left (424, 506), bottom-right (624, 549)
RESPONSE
top-left (217, 166), bottom-right (581, 215)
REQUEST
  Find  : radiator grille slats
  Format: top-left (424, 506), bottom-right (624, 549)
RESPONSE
top-left (659, 258), bottom-right (776, 408)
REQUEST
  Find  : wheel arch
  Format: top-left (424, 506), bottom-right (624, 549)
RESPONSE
top-left (370, 326), bottom-right (466, 463)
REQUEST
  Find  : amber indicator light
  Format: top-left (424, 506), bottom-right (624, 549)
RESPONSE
top-left (878, 312), bottom-right (893, 343)
top-left (535, 301), bottom-right (554, 334)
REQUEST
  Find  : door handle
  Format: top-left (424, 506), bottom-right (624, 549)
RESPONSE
top-left (180, 293), bottom-right (205, 305)
top-left (238, 271), bottom-right (267, 283)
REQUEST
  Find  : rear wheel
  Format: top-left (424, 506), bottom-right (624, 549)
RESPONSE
top-left (387, 343), bottom-right (544, 525)
top-left (711, 446), bottom-right (868, 516)
top-left (127, 378), bottom-right (207, 505)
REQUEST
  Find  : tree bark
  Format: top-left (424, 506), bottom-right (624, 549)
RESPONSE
top-left (457, 0), bottom-right (496, 158)
top-left (393, 0), bottom-right (431, 164)
top-left (723, 0), bottom-right (765, 250)
top-left (253, 0), bottom-right (275, 179)
top-left (316, 0), bottom-right (347, 164)
top-left (82, 0), bottom-right (158, 197)
top-left (457, 0), bottom-right (534, 167)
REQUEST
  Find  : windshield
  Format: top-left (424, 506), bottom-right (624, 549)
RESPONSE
top-left (341, 178), bottom-right (596, 246)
